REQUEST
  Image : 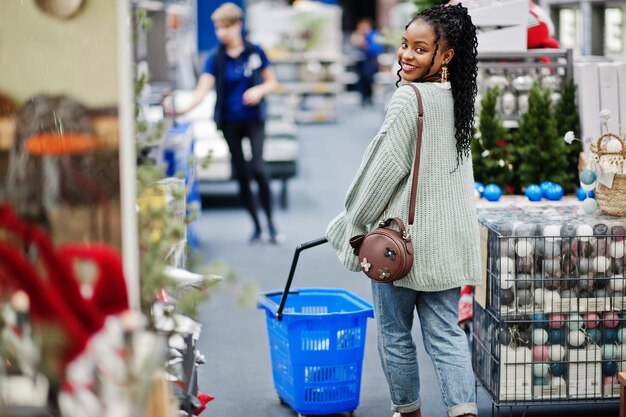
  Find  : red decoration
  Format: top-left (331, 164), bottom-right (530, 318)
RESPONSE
top-left (194, 392), bottom-right (215, 415)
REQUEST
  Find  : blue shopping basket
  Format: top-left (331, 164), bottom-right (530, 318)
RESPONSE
top-left (257, 237), bottom-right (374, 416)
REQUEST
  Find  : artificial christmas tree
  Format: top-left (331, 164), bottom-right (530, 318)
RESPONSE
top-left (513, 83), bottom-right (572, 191)
top-left (471, 87), bottom-right (514, 191)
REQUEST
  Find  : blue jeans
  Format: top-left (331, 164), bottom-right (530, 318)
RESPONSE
top-left (371, 283), bottom-right (477, 417)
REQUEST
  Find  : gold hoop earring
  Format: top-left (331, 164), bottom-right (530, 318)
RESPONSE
top-left (441, 64), bottom-right (449, 83)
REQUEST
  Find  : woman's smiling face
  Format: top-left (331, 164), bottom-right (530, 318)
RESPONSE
top-left (397, 19), bottom-right (451, 82)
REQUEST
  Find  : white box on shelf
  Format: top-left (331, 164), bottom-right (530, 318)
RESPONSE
top-left (574, 63), bottom-right (602, 145)
top-left (598, 63), bottom-right (621, 134)
top-left (616, 62), bottom-right (626, 129)
top-left (499, 347), bottom-right (532, 401)
top-left (556, 297), bottom-right (578, 313)
top-left (533, 380), bottom-right (566, 400)
top-left (467, 0), bottom-right (527, 27)
top-left (476, 24), bottom-right (527, 53)
top-left (567, 346), bottom-right (602, 399)
top-left (603, 383), bottom-right (620, 398)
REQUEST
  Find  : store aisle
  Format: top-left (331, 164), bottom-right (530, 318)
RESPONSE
top-left (192, 100), bottom-right (618, 417)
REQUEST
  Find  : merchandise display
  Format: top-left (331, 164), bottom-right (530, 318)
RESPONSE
top-left (473, 198), bottom-right (626, 404)
top-left (476, 49), bottom-right (573, 127)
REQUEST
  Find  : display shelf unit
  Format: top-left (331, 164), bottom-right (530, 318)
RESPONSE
top-left (478, 49), bottom-right (574, 81)
top-left (477, 48), bottom-right (574, 128)
top-left (270, 57), bottom-right (348, 124)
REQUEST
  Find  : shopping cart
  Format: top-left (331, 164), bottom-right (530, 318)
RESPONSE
top-left (257, 237), bottom-right (374, 417)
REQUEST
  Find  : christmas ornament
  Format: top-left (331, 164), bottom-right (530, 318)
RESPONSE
top-left (533, 345), bottom-right (549, 361)
top-left (545, 184), bottom-right (564, 201)
top-left (532, 363), bottom-right (550, 378)
top-left (576, 187), bottom-right (587, 201)
top-left (587, 328), bottom-right (602, 345)
top-left (580, 181), bottom-right (597, 191)
top-left (548, 345), bottom-right (565, 361)
top-left (603, 361), bottom-right (618, 376)
top-left (497, 327), bottom-right (511, 345)
top-left (516, 273), bottom-right (533, 289)
top-left (548, 313), bottom-right (565, 328)
top-left (593, 256), bottom-right (610, 273)
top-left (603, 328), bottom-right (618, 345)
top-left (532, 312), bottom-right (548, 329)
top-left (610, 242), bottom-right (625, 258)
top-left (560, 289), bottom-right (578, 301)
top-left (579, 169), bottom-right (597, 185)
top-left (534, 288), bottom-right (546, 306)
top-left (567, 330), bottom-right (585, 347)
top-left (583, 312), bottom-right (600, 328)
top-left (524, 184), bottom-right (542, 201)
top-left (532, 328), bottom-right (549, 345)
top-left (474, 182), bottom-right (485, 197)
top-left (602, 344), bottom-right (617, 361)
top-left (517, 289), bottom-right (532, 306)
top-left (515, 240), bottom-right (534, 257)
top-left (500, 272), bottom-right (514, 289)
top-left (501, 91), bottom-right (516, 116)
top-left (576, 224), bottom-right (594, 241)
top-left (567, 313), bottom-right (583, 330)
top-left (496, 257), bottom-right (514, 273)
top-left (483, 183), bottom-right (502, 201)
top-left (540, 181), bottom-right (555, 197)
top-left (604, 375), bottom-right (619, 385)
top-left (582, 197), bottom-right (599, 214)
top-left (543, 291), bottom-right (561, 313)
top-left (547, 329), bottom-right (564, 344)
top-left (550, 362), bottom-right (566, 377)
top-left (607, 138), bottom-right (622, 152)
top-left (500, 288), bottom-right (514, 306)
top-left (612, 226), bottom-right (625, 242)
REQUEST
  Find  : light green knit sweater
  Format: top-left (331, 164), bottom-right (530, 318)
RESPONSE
top-left (326, 82), bottom-right (481, 291)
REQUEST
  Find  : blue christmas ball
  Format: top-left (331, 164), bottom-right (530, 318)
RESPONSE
top-left (587, 328), bottom-right (602, 345)
top-left (576, 187), bottom-right (587, 201)
top-left (547, 328), bottom-right (564, 344)
top-left (545, 184), bottom-right (564, 201)
top-left (540, 181), bottom-right (555, 197)
top-left (474, 182), bottom-right (485, 197)
top-left (603, 328), bottom-right (618, 345)
top-left (525, 184), bottom-right (543, 201)
top-left (603, 361), bottom-right (618, 376)
top-left (588, 190), bottom-right (595, 198)
top-left (532, 312), bottom-right (548, 329)
top-left (580, 169), bottom-right (597, 185)
top-left (484, 183), bottom-right (503, 202)
top-left (550, 362), bottom-right (566, 377)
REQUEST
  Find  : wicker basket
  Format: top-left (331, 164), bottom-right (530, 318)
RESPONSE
top-left (591, 132), bottom-right (626, 216)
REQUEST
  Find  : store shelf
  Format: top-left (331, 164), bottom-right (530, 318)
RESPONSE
top-left (478, 49), bottom-right (574, 81)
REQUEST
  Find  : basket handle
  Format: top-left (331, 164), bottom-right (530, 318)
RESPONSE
top-left (276, 236), bottom-right (328, 321)
top-left (595, 132), bottom-right (625, 155)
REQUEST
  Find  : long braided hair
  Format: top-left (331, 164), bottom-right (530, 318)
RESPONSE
top-left (396, 4), bottom-right (478, 163)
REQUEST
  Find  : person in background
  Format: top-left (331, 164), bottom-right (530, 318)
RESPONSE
top-left (176, 2), bottom-right (281, 243)
top-left (327, 4), bottom-right (480, 416)
top-left (351, 17), bottom-right (384, 106)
